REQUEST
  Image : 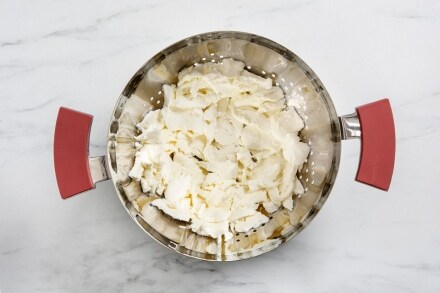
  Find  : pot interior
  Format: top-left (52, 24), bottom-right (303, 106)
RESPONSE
top-left (107, 31), bottom-right (341, 261)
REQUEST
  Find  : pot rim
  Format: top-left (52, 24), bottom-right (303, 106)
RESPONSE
top-left (106, 30), bottom-right (342, 261)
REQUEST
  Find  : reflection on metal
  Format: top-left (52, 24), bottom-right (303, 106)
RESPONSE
top-left (89, 156), bottom-right (110, 184)
top-left (107, 31), bottom-right (342, 261)
top-left (339, 112), bottom-right (361, 140)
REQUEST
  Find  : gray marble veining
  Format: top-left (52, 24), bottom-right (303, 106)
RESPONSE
top-left (1, 0), bottom-right (440, 292)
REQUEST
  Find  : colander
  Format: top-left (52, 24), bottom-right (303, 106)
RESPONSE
top-left (53, 31), bottom-right (395, 261)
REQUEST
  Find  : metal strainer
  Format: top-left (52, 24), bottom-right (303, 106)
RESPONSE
top-left (54, 31), bottom-right (395, 261)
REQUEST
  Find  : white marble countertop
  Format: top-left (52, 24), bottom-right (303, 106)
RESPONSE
top-left (1, 0), bottom-right (440, 292)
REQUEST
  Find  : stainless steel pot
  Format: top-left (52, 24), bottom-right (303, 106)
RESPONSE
top-left (54, 31), bottom-right (395, 261)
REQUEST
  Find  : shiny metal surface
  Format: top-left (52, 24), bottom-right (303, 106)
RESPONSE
top-left (89, 156), bottom-right (110, 185)
top-left (339, 112), bottom-right (361, 140)
top-left (107, 31), bottom-right (342, 261)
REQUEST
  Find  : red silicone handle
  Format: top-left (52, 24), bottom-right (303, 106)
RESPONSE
top-left (355, 98), bottom-right (395, 191)
top-left (54, 107), bottom-right (94, 199)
